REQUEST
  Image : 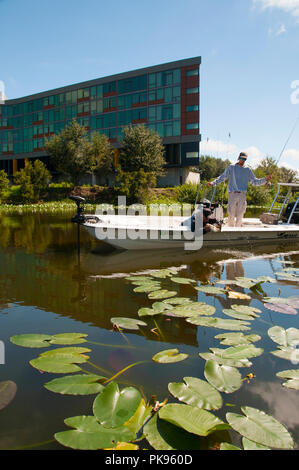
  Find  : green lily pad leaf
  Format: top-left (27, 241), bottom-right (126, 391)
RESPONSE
top-left (110, 317), bottom-right (147, 330)
top-left (215, 332), bottom-right (261, 346)
top-left (168, 377), bottom-right (223, 410)
top-left (204, 360), bottom-right (243, 394)
top-left (256, 276), bottom-right (276, 284)
top-left (263, 297), bottom-right (290, 304)
top-left (150, 269), bottom-right (174, 278)
top-left (199, 352), bottom-right (253, 368)
top-left (276, 370), bottom-right (299, 390)
top-left (208, 345), bottom-right (263, 361)
top-left (195, 286), bottom-right (226, 295)
top-left (30, 357), bottom-right (83, 374)
top-left (159, 403), bottom-right (229, 437)
top-left (226, 406), bottom-right (294, 449)
top-left (40, 346), bottom-right (91, 358)
top-left (0, 381), bottom-right (17, 410)
top-left (220, 442), bottom-right (241, 450)
top-left (231, 305), bottom-right (262, 315)
top-left (187, 316), bottom-right (250, 331)
top-left (54, 415), bottom-right (134, 450)
top-left (271, 347), bottom-right (299, 362)
top-left (148, 290), bottom-right (177, 300)
top-left (93, 381), bottom-right (142, 428)
top-left (133, 284), bottom-right (161, 293)
top-left (222, 309), bottom-right (257, 321)
top-left (242, 437), bottom-right (270, 450)
top-left (44, 374), bottom-right (106, 395)
top-left (233, 277), bottom-right (261, 289)
top-left (162, 297), bottom-right (193, 305)
top-left (138, 307), bottom-right (162, 317)
top-left (171, 277), bottom-right (195, 284)
top-left (152, 302), bottom-right (173, 311)
top-left (143, 413), bottom-right (202, 450)
top-left (50, 333), bottom-right (88, 345)
top-left (152, 348), bottom-right (189, 364)
top-left (268, 326), bottom-right (299, 348)
top-left (165, 303), bottom-right (215, 318)
top-left (10, 334), bottom-right (53, 348)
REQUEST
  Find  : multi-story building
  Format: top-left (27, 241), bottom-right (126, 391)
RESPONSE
top-left (0, 56), bottom-right (201, 186)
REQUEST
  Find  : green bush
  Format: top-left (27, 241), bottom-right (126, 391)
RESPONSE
top-left (14, 160), bottom-right (51, 202)
top-left (115, 168), bottom-right (156, 204)
top-left (0, 170), bottom-right (9, 202)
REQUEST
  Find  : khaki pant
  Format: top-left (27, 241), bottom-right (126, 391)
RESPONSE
top-left (227, 192), bottom-right (247, 227)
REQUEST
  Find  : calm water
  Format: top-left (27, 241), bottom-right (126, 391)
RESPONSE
top-left (1, 213), bottom-right (299, 450)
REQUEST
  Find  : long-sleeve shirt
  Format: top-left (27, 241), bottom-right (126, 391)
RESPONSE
top-left (211, 163), bottom-right (266, 193)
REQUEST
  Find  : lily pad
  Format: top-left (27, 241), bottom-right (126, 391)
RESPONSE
top-left (170, 277), bottom-right (195, 285)
top-left (44, 374), bottom-right (106, 395)
top-left (133, 284), bottom-right (161, 293)
top-left (276, 370), bottom-right (299, 390)
top-left (195, 286), bottom-right (226, 295)
top-left (50, 333), bottom-right (88, 345)
top-left (159, 403), bottom-right (229, 437)
top-left (242, 437), bottom-right (270, 450)
top-left (268, 326), bottom-right (299, 348)
top-left (204, 360), bottom-right (243, 394)
top-left (54, 415), bottom-right (134, 450)
top-left (215, 332), bottom-right (261, 346)
top-left (152, 348), bottom-right (189, 364)
top-left (168, 377), bottom-right (223, 410)
top-left (231, 305), bottom-right (261, 315)
top-left (270, 347), bottom-right (299, 362)
top-left (263, 303), bottom-right (297, 315)
top-left (187, 316), bottom-right (250, 331)
top-left (10, 334), bottom-right (53, 348)
top-left (220, 442), bottom-right (241, 450)
top-left (93, 381), bottom-right (142, 428)
top-left (162, 297), bottom-right (193, 305)
top-left (165, 303), bottom-right (215, 318)
top-left (199, 352), bottom-right (253, 368)
top-left (148, 290), bottom-right (177, 300)
top-left (143, 413), bottom-right (202, 450)
top-left (138, 307), bottom-right (162, 317)
top-left (226, 406), bottom-right (294, 449)
top-left (110, 317), bottom-right (147, 330)
top-left (0, 381), bottom-right (17, 410)
top-left (222, 309), bottom-right (257, 321)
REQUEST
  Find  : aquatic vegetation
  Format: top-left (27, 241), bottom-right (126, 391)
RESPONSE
top-left (8, 265), bottom-right (299, 451)
top-left (0, 381), bottom-right (17, 411)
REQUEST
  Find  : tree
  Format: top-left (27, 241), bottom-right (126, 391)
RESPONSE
top-left (0, 169), bottom-right (9, 202)
top-left (90, 132), bottom-right (114, 176)
top-left (198, 155), bottom-right (231, 181)
top-left (14, 160), bottom-right (51, 202)
top-left (45, 120), bottom-right (92, 184)
top-left (119, 124), bottom-right (166, 176)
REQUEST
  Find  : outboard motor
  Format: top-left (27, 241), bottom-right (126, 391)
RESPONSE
top-left (190, 200), bottom-right (224, 233)
top-left (70, 195), bottom-right (86, 224)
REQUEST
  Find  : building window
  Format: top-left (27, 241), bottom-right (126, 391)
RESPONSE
top-left (186, 69), bottom-right (199, 77)
top-left (186, 151), bottom-right (199, 158)
top-left (186, 87), bottom-right (199, 94)
top-left (186, 123), bottom-right (199, 130)
top-left (186, 105), bottom-right (199, 112)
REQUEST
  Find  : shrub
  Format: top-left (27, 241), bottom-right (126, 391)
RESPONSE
top-left (0, 170), bottom-right (9, 202)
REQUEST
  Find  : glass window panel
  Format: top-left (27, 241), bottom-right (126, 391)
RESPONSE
top-left (157, 88), bottom-right (164, 100)
top-left (173, 69), bottom-right (180, 83)
top-left (186, 69), bottom-right (199, 77)
top-left (148, 107), bottom-right (156, 122)
top-left (165, 123), bottom-right (173, 137)
top-left (164, 88), bottom-right (172, 103)
top-left (173, 120), bottom-right (181, 136)
top-left (148, 73), bottom-right (155, 89)
top-left (186, 87), bottom-right (199, 94)
top-left (173, 103), bottom-right (180, 119)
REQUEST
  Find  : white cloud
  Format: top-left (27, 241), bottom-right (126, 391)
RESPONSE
top-left (268, 23), bottom-right (287, 35)
top-left (200, 139), bottom-right (299, 171)
top-left (254, 0), bottom-right (299, 21)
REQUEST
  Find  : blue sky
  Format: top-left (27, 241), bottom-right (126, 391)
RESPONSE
top-left (1, 0), bottom-right (299, 171)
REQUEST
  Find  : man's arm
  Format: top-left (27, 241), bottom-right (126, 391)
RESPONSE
top-left (248, 169), bottom-right (270, 186)
top-left (208, 166), bottom-right (230, 187)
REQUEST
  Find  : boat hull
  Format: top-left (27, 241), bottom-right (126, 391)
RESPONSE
top-left (82, 216), bottom-right (299, 251)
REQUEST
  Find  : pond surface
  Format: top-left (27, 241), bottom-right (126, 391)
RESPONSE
top-left (1, 213), bottom-right (299, 450)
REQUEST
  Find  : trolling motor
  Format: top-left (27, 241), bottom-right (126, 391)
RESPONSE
top-left (70, 195), bottom-right (86, 224)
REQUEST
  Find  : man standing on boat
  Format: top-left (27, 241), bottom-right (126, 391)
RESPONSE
top-left (208, 152), bottom-right (271, 227)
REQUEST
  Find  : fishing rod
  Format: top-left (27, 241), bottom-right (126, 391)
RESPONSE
top-left (275, 114), bottom-right (299, 167)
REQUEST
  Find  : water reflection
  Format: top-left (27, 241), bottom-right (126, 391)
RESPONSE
top-left (1, 214), bottom-right (299, 449)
